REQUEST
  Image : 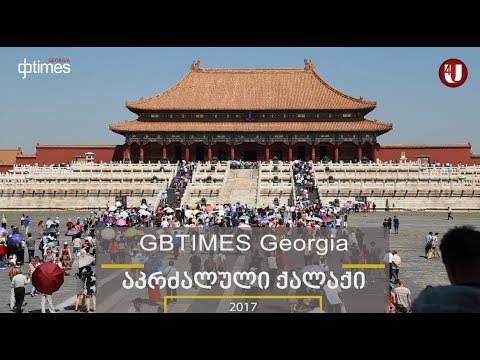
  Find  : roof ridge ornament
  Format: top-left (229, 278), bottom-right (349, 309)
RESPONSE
top-left (304, 58), bottom-right (315, 71)
top-left (191, 59), bottom-right (201, 71)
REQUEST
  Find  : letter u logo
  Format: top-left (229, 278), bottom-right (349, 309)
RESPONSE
top-left (444, 64), bottom-right (463, 84)
top-left (439, 59), bottom-right (468, 88)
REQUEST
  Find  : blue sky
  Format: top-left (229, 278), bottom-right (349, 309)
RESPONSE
top-left (1, 47), bottom-right (479, 153)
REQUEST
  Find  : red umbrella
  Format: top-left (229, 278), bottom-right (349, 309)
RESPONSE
top-left (32, 262), bottom-right (64, 295)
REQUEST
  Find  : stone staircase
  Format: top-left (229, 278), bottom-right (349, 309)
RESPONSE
top-left (219, 168), bottom-right (258, 206)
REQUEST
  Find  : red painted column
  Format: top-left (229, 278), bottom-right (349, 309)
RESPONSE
top-left (265, 145), bottom-right (270, 162)
top-left (123, 143), bottom-right (128, 160)
top-left (334, 144), bottom-right (339, 163)
top-left (208, 144), bottom-right (213, 161)
top-left (356, 143), bottom-right (362, 162)
top-left (162, 144), bottom-right (167, 158)
top-left (311, 145), bottom-right (316, 162)
top-left (139, 144), bottom-right (145, 163)
top-left (185, 145), bottom-right (190, 162)
top-left (288, 144), bottom-right (293, 161)
top-left (230, 145), bottom-right (235, 160)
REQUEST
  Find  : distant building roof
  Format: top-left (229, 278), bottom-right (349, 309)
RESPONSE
top-left (36, 144), bottom-right (119, 149)
top-left (126, 59), bottom-right (376, 112)
top-left (0, 148), bottom-right (22, 164)
top-left (381, 144), bottom-right (471, 149)
top-left (16, 153), bottom-right (36, 158)
top-left (110, 119), bottom-right (392, 134)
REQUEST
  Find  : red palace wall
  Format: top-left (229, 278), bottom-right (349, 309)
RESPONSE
top-left (33, 145), bottom-right (124, 165)
top-left (16, 156), bottom-right (37, 166)
top-left (2, 143), bottom-right (480, 173)
top-left (0, 164), bottom-right (13, 172)
top-left (378, 145), bottom-right (480, 165)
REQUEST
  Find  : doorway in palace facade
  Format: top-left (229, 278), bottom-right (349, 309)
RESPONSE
top-left (174, 145), bottom-right (182, 162)
top-left (218, 149), bottom-right (227, 161)
top-left (297, 146), bottom-right (306, 161)
top-left (318, 145), bottom-right (329, 161)
top-left (244, 150), bottom-right (258, 161)
top-left (362, 143), bottom-right (373, 161)
top-left (195, 145), bottom-right (205, 161)
top-left (273, 150), bottom-right (283, 160)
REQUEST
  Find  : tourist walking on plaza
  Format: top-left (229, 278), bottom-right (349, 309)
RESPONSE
top-left (72, 236), bottom-right (82, 260)
top-left (267, 251), bottom-right (278, 289)
top-left (41, 293), bottom-right (55, 313)
top-left (413, 226), bottom-right (480, 312)
top-left (189, 251), bottom-right (202, 289)
top-left (26, 233), bottom-right (35, 263)
top-left (427, 232), bottom-right (440, 259)
top-left (83, 266), bottom-right (96, 313)
top-left (429, 232), bottom-right (441, 259)
top-left (0, 237), bottom-right (6, 269)
top-left (9, 261), bottom-right (22, 310)
top-left (11, 266), bottom-right (27, 313)
top-left (24, 216), bottom-right (31, 236)
top-left (392, 279), bottom-right (412, 313)
top-left (323, 274), bottom-right (344, 313)
top-left (447, 207), bottom-right (454, 220)
top-left (382, 219), bottom-right (389, 238)
top-left (29, 256), bottom-right (41, 297)
top-left (163, 260), bottom-right (178, 304)
top-left (60, 242), bottom-right (72, 275)
top-left (37, 220), bottom-right (45, 239)
top-left (1, 214), bottom-right (7, 230)
top-left (393, 216), bottom-right (399, 234)
top-left (108, 240), bottom-right (120, 263)
top-left (75, 268), bottom-right (86, 312)
top-left (391, 250), bottom-right (401, 282)
top-left (130, 248), bottom-right (142, 281)
top-left (425, 232), bottom-right (433, 257)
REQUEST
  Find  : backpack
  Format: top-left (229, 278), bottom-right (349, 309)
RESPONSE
top-left (204, 256), bottom-right (216, 272)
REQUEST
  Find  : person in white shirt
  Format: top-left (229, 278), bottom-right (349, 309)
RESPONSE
top-left (349, 231), bottom-right (358, 247)
top-left (335, 217), bottom-right (341, 228)
top-left (429, 232), bottom-right (441, 259)
top-left (391, 250), bottom-right (401, 282)
top-left (393, 279), bottom-right (412, 313)
top-left (323, 275), bottom-right (344, 313)
top-left (11, 269), bottom-right (28, 313)
top-left (163, 260), bottom-right (178, 304)
top-left (267, 252), bottom-right (278, 289)
top-left (161, 218), bottom-right (169, 228)
top-left (447, 207), bottom-right (454, 220)
top-left (384, 250), bottom-right (393, 282)
top-left (45, 217), bottom-right (54, 229)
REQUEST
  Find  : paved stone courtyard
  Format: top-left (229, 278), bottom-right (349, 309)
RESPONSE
top-left (1, 210), bottom-right (478, 313)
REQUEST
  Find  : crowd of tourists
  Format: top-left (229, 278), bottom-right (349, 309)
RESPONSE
top-left (1, 213), bottom-right (97, 313)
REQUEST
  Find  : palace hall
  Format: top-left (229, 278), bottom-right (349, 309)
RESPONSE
top-left (109, 59), bottom-right (392, 163)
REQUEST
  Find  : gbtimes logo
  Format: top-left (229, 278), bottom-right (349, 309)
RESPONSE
top-left (17, 58), bottom-right (71, 79)
top-left (438, 58), bottom-right (468, 88)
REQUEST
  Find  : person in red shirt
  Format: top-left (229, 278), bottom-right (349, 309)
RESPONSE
top-left (0, 238), bottom-right (7, 268)
top-left (82, 239), bottom-right (91, 254)
top-left (108, 240), bottom-right (119, 263)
